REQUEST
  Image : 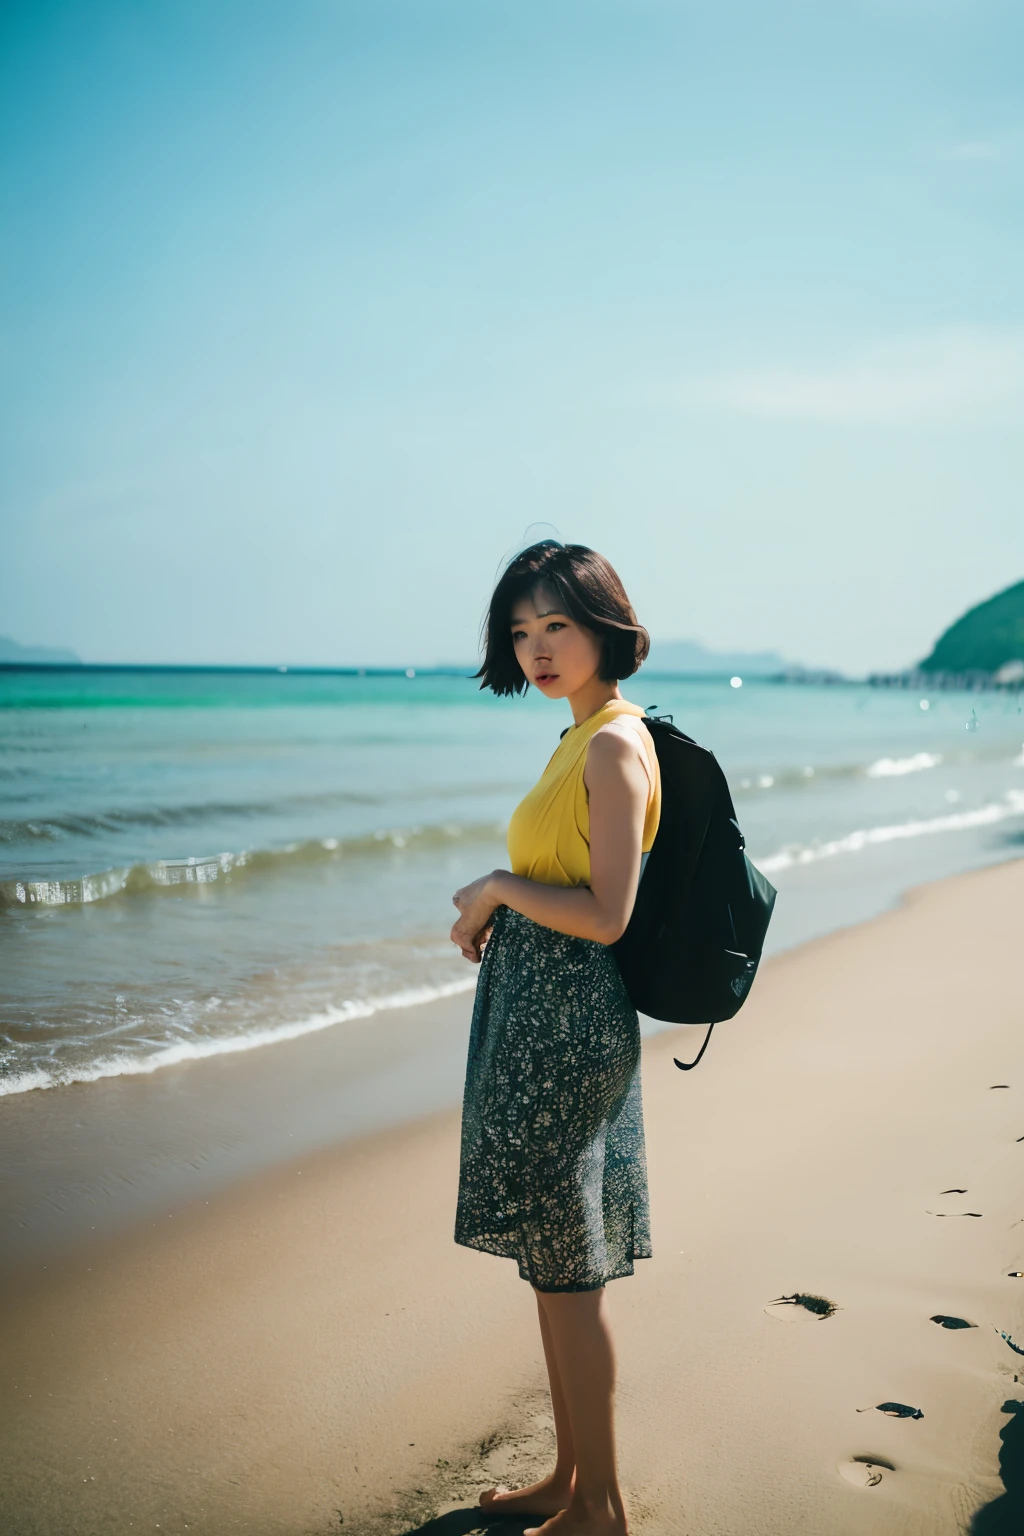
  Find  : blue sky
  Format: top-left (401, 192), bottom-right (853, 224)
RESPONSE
top-left (1, 0), bottom-right (1022, 672)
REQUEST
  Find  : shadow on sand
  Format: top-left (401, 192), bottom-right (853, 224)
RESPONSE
top-left (970, 1399), bottom-right (1024, 1534)
top-left (407, 1396), bottom-right (1023, 1535)
top-left (398, 1509), bottom-right (537, 1536)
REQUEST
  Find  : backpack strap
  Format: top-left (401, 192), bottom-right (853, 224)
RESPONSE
top-left (673, 1022), bottom-right (715, 1071)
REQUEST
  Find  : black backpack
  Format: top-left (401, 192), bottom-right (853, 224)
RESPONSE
top-left (612, 710), bottom-right (777, 1071)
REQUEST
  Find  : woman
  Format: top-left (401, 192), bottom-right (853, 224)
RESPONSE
top-left (450, 539), bottom-right (661, 1536)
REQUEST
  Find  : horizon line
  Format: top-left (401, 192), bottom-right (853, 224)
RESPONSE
top-left (0, 660), bottom-right (853, 681)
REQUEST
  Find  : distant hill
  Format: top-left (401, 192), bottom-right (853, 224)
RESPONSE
top-left (0, 635), bottom-right (81, 664)
top-left (643, 638), bottom-right (792, 675)
top-left (919, 579), bottom-right (1024, 675)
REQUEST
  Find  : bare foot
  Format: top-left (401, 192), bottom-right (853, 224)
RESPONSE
top-left (478, 1470), bottom-right (575, 1517)
top-left (523, 1502), bottom-right (627, 1536)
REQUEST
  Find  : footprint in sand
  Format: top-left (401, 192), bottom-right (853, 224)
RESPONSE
top-left (856, 1402), bottom-right (924, 1419)
top-left (1008, 1271), bottom-right (1024, 1279)
top-left (926, 1209), bottom-right (983, 1217)
top-left (838, 1456), bottom-right (896, 1488)
top-left (995, 1329), bottom-right (1024, 1357)
top-left (763, 1292), bottom-right (839, 1322)
top-left (931, 1315), bottom-right (977, 1329)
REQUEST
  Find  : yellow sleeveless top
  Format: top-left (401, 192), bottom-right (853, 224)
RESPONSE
top-left (507, 699), bottom-right (661, 888)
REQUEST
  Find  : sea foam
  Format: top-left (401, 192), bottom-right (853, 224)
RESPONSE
top-left (866, 752), bottom-right (942, 777)
top-left (756, 790), bottom-right (1024, 875)
top-left (0, 976), bottom-right (478, 1097)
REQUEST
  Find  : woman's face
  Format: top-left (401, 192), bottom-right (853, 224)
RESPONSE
top-left (509, 583), bottom-right (603, 700)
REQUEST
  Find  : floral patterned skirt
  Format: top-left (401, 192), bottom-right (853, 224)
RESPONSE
top-left (454, 904), bottom-right (652, 1292)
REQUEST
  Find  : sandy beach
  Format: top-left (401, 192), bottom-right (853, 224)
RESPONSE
top-left (3, 859), bottom-right (1023, 1536)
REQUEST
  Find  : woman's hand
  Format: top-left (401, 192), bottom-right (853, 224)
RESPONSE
top-left (450, 872), bottom-right (501, 963)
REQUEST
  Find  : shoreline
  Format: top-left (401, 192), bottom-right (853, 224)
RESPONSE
top-left (0, 986), bottom-right (478, 1274)
top-left (3, 826), bottom-right (1022, 1276)
top-left (3, 858), bottom-right (1023, 1534)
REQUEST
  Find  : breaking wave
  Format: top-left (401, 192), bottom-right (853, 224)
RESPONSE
top-left (756, 790), bottom-right (1024, 876)
top-left (0, 976), bottom-right (478, 1097)
top-left (0, 821), bottom-right (506, 906)
top-left (866, 752), bottom-right (943, 777)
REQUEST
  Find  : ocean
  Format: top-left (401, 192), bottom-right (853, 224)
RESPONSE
top-left (2, 665), bottom-right (1023, 1099)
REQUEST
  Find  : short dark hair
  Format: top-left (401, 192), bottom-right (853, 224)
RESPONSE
top-left (476, 540), bottom-right (650, 697)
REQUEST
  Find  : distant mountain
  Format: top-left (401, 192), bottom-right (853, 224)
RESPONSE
top-left (643, 638), bottom-right (792, 675)
top-left (0, 635), bottom-right (81, 664)
top-left (919, 579), bottom-right (1024, 675)
top-left (433, 639), bottom-right (821, 680)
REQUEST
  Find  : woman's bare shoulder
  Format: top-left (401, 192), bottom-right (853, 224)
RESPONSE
top-left (583, 721), bottom-right (647, 786)
top-left (586, 716), bottom-right (654, 781)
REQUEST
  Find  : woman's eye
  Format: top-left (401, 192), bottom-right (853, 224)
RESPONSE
top-left (546, 622), bottom-right (566, 632)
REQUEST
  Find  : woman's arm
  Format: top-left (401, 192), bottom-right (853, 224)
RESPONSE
top-left (450, 725), bottom-right (651, 960)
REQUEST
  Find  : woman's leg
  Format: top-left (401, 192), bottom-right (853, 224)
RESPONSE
top-left (536, 1288), bottom-right (578, 1485)
top-left (478, 1289), bottom-right (577, 1515)
top-left (523, 1288), bottom-right (627, 1536)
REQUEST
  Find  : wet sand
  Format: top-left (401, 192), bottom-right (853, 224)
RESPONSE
top-left (2, 860), bottom-right (1023, 1535)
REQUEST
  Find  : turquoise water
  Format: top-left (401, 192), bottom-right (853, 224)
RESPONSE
top-left (2, 666), bottom-right (1023, 1095)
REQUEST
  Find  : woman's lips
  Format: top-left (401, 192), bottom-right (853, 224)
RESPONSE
top-left (534, 672), bottom-right (558, 684)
